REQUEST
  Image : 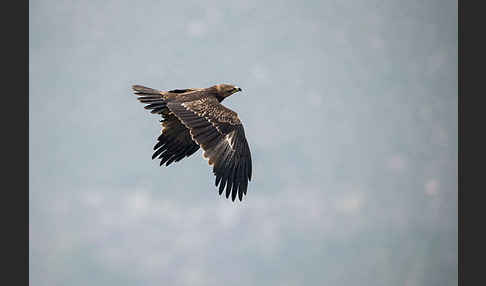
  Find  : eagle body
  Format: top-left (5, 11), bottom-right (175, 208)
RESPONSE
top-left (132, 84), bottom-right (252, 202)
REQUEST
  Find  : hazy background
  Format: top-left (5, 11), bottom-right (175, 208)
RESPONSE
top-left (29, 0), bottom-right (457, 285)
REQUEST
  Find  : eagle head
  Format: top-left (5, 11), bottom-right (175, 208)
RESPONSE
top-left (215, 84), bottom-right (242, 99)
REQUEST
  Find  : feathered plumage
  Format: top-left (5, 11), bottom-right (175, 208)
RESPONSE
top-left (132, 83), bottom-right (252, 202)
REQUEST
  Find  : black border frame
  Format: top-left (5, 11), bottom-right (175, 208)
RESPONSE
top-left (4, 0), bottom-right (28, 284)
top-left (459, 0), bottom-right (484, 285)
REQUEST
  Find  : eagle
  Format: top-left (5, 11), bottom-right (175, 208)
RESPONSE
top-left (132, 83), bottom-right (252, 202)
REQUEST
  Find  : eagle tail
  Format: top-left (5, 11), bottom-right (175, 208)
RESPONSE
top-left (132, 85), bottom-right (162, 95)
top-left (132, 85), bottom-right (169, 114)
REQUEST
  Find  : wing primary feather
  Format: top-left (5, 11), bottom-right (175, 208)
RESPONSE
top-left (219, 178), bottom-right (227, 195)
top-left (151, 108), bottom-right (165, 114)
top-left (215, 175), bottom-right (222, 187)
top-left (241, 160), bottom-right (248, 196)
top-left (235, 160), bottom-right (245, 201)
top-left (225, 178), bottom-right (233, 198)
top-left (225, 159), bottom-right (237, 199)
top-left (153, 140), bottom-right (164, 150)
top-left (170, 145), bottom-right (193, 164)
top-left (160, 155), bottom-right (171, 166)
top-left (231, 163), bottom-right (240, 202)
top-left (139, 98), bottom-right (163, 103)
top-left (165, 156), bottom-right (178, 166)
top-left (213, 145), bottom-right (229, 187)
top-left (218, 159), bottom-right (231, 195)
top-left (145, 102), bottom-right (166, 110)
top-left (247, 156), bottom-right (252, 181)
top-left (187, 145), bottom-right (200, 156)
top-left (219, 146), bottom-right (236, 196)
top-left (152, 145), bottom-right (166, 160)
top-left (164, 145), bottom-right (187, 166)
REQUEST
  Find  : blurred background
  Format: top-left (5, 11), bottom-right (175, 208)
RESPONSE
top-left (29, 0), bottom-right (457, 285)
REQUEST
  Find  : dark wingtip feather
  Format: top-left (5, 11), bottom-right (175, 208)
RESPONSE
top-left (219, 180), bottom-right (226, 195)
top-left (230, 165), bottom-right (239, 202)
top-left (225, 185), bottom-right (232, 199)
top-left (152, 146), bottom-right (165, 160)
top-left (215, 175), bottom-right (222, 187)
top-left (231, 185), bottom-right (237, 201)
top-left (153, 140), bottom-right (163, 151)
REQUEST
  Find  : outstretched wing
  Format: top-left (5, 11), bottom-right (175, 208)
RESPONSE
top-left (167, 97), bottom-right (252, 201)
top-left (132, 85), bottom-right (200, 166)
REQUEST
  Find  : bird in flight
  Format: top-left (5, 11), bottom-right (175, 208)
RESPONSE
top-left (132, 84), bottom-right (252, 202)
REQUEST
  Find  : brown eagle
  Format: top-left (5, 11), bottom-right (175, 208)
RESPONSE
top-left (132, 84), bottom-right (252, 202)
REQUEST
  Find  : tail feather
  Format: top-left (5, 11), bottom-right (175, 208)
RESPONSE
top-left (132, 85), bottom-right (167, 115)
top-left (132, 85), bottom-right (162, 95)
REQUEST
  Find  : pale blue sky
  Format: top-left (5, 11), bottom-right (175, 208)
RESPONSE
top-left (30, 0), bottom-right (457, 285)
